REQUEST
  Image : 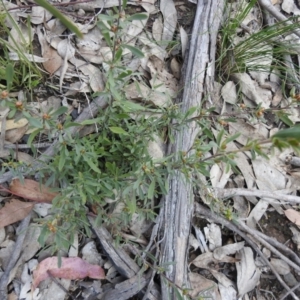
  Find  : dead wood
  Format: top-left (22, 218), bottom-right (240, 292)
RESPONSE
top-left (158, 0), bottom-right (225, 298)
top-left (89, 217), bottom-right (161, 300)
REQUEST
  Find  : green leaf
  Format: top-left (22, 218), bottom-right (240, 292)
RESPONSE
top-left (216, 129), bottom-right (225, 146)
top-left (277, 113), bottom-right (294, 127)
top-left (33, 0), bottom-right (82, 38)
top-left (50, 106), bottom-right (68, 118)
top-left (114, 48), bottom-right (123, 62)
top-left (126, 13), bottom-right (148, 21)
top-left (109, 126), bottom-right (129, 135)
top-left (224, 133), bottom-right (241, 144)
top-left (121, 44), bottom-right (144, 58)
top-left (185, 106), bottom-right (198, 119)
top-left (27, 129), bottom-right (41, 146)
top-left (83, 157), bottom-right (101, 173)
top-left (58, 149), bottom-right (66, 171)
top-left (119, 100), bottom-right (145, 112)
top-left (272, 126), bottom-right (300, 140)
top-left (147, 179), bottom-right (155, 199)
top-left (5, 63), bottom-right (14, 91)
top-left (28, 117), bottom-right (43, 129)
top-left (122, 0), bottom-right (128, 10)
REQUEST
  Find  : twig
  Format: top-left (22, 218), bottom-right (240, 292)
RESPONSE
top-left (238, 221), bottom-right (300, 273)
top-left (258, 0), bottom-right (300, 38)
top-left (244, 226), bottom-right (300, 267)
top-left (214, 187), bottom-right (300, 204)
top-left (280, 281), bottom-right (300, 300)
top-left (0, 212), bottom-right (32, 300)
top-left (3, 142), bottom-right (52, 149)
top-left (47, 271), bottom-right (76, 300)
top-left (194, 203), bottom-right (299, 300)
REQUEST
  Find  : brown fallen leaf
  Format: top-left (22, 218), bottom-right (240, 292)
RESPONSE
top-left (32, 257), bottom-right (106, 289)
top-left (0, 199), bottom-right (34, 228)
top-left (284, 209), bottom-right (300, 226)
top-left (10, 178), bottom-right (58, 203)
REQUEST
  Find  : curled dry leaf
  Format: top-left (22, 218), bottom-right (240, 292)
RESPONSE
top-left (213, 242), bottom-right (245, 261)
top-left (10, 178), bottom-right (58, 203)
top-left (188, 272), bottom-right (221, 300)
top-left (32, 257), bottom-right (105, 289)
top-left (284, 209), bottom-right (300, 226)
top-left (236, 247), bottom-right (261, 297)
top-left (0, 199), bottom-right (34, 228)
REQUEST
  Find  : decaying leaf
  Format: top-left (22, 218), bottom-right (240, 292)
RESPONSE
top-left (191, 251), bottom-right (238, 269)
top-left (270, 258), bottom-right (290, 275)
top-left (69, 58), bottom-right (104, 92)
top-left (0, 199), bottom-right (34, 228)
top-left (285, 209), bottom-right (300, 226)
top-left (32, 257), bottom-right (105, 289)
top-left (188, 272), bottom-right (221, 299)
top-left (204, 223), bottom-right (222, 251)
top-left (152, 16), bottom-right (163, 42)
top-left (236, 247), bottom-right (261, 297)
top-left (160, 0), bottom-right (177, 47)
top-left (213, 241), bottom-right (245, 260)
top-left (10, 178), bottom-right (58, 203)
top-left (37, 25), bottom-right (62, 74)
top-left (0, 118), bottom-right (28, 131)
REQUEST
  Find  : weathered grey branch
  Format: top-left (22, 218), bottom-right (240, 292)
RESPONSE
top-left (214, 187), bottom-right (300, 204)
top-left (159, 0), bottom-right (225, 298)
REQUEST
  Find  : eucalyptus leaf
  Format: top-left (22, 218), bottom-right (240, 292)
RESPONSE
top-left (34, 0), bottom-right (82, 38)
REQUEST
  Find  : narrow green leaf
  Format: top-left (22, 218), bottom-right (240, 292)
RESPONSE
top-left (58, 150), bottom-right (66, 171)
top-left (278, 114), bottom-right (294, 127)
top-left (109, 126), bottom-right (129, 135)
top-left (34, 0), bottom-right (82, 38)
top-left (224, 133), bottom-right (241, 144)
top-left (28, 117), bottom-right (43, 129)
top-left (114, 48), bottom-right (123, 62)
top-left (27, 129), bottom-right (41, 146)
top-left (5, 63), bottom-right (14, 91)
top-left (122, 0), bottom-right (128, 10)
top-left (83, 157), bottom-right (101, 173)
top-left (126, 13), bottom-right (148, 21)
top-left (121, 44), bottom-right (144, 58)
top-left (50, 106), bottom-right (68, 118)
top-left (147, 179), bottom-right (155, 199)
top-left (272, 126), bottom-right (300, 140)
top-left (216, 129), bottom-right (225, 146)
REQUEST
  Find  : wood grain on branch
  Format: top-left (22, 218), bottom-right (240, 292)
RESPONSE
top-left (158, 0), bottom-right (225, 298)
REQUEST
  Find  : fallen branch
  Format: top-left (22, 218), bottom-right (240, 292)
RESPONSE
top-left (158, 0), bottom-right (225, 298)
top-left (214, 187), bottom-right (300, 204)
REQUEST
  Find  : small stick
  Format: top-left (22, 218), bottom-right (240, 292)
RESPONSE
top-left (214, 187), bottom-right (300, 204)
top-left (0, 212), bottom-right (32, 300)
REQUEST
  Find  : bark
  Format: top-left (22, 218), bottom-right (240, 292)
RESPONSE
top-left (159, 0), bottom-right (225, 298)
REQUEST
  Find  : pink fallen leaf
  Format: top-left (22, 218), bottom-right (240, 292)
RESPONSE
top-left (0, 199), bottom-right (34, 228)
top-left (32, 257), bottom-right (105, 289)
top-left (284, 209), bottom-right (300, 226)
